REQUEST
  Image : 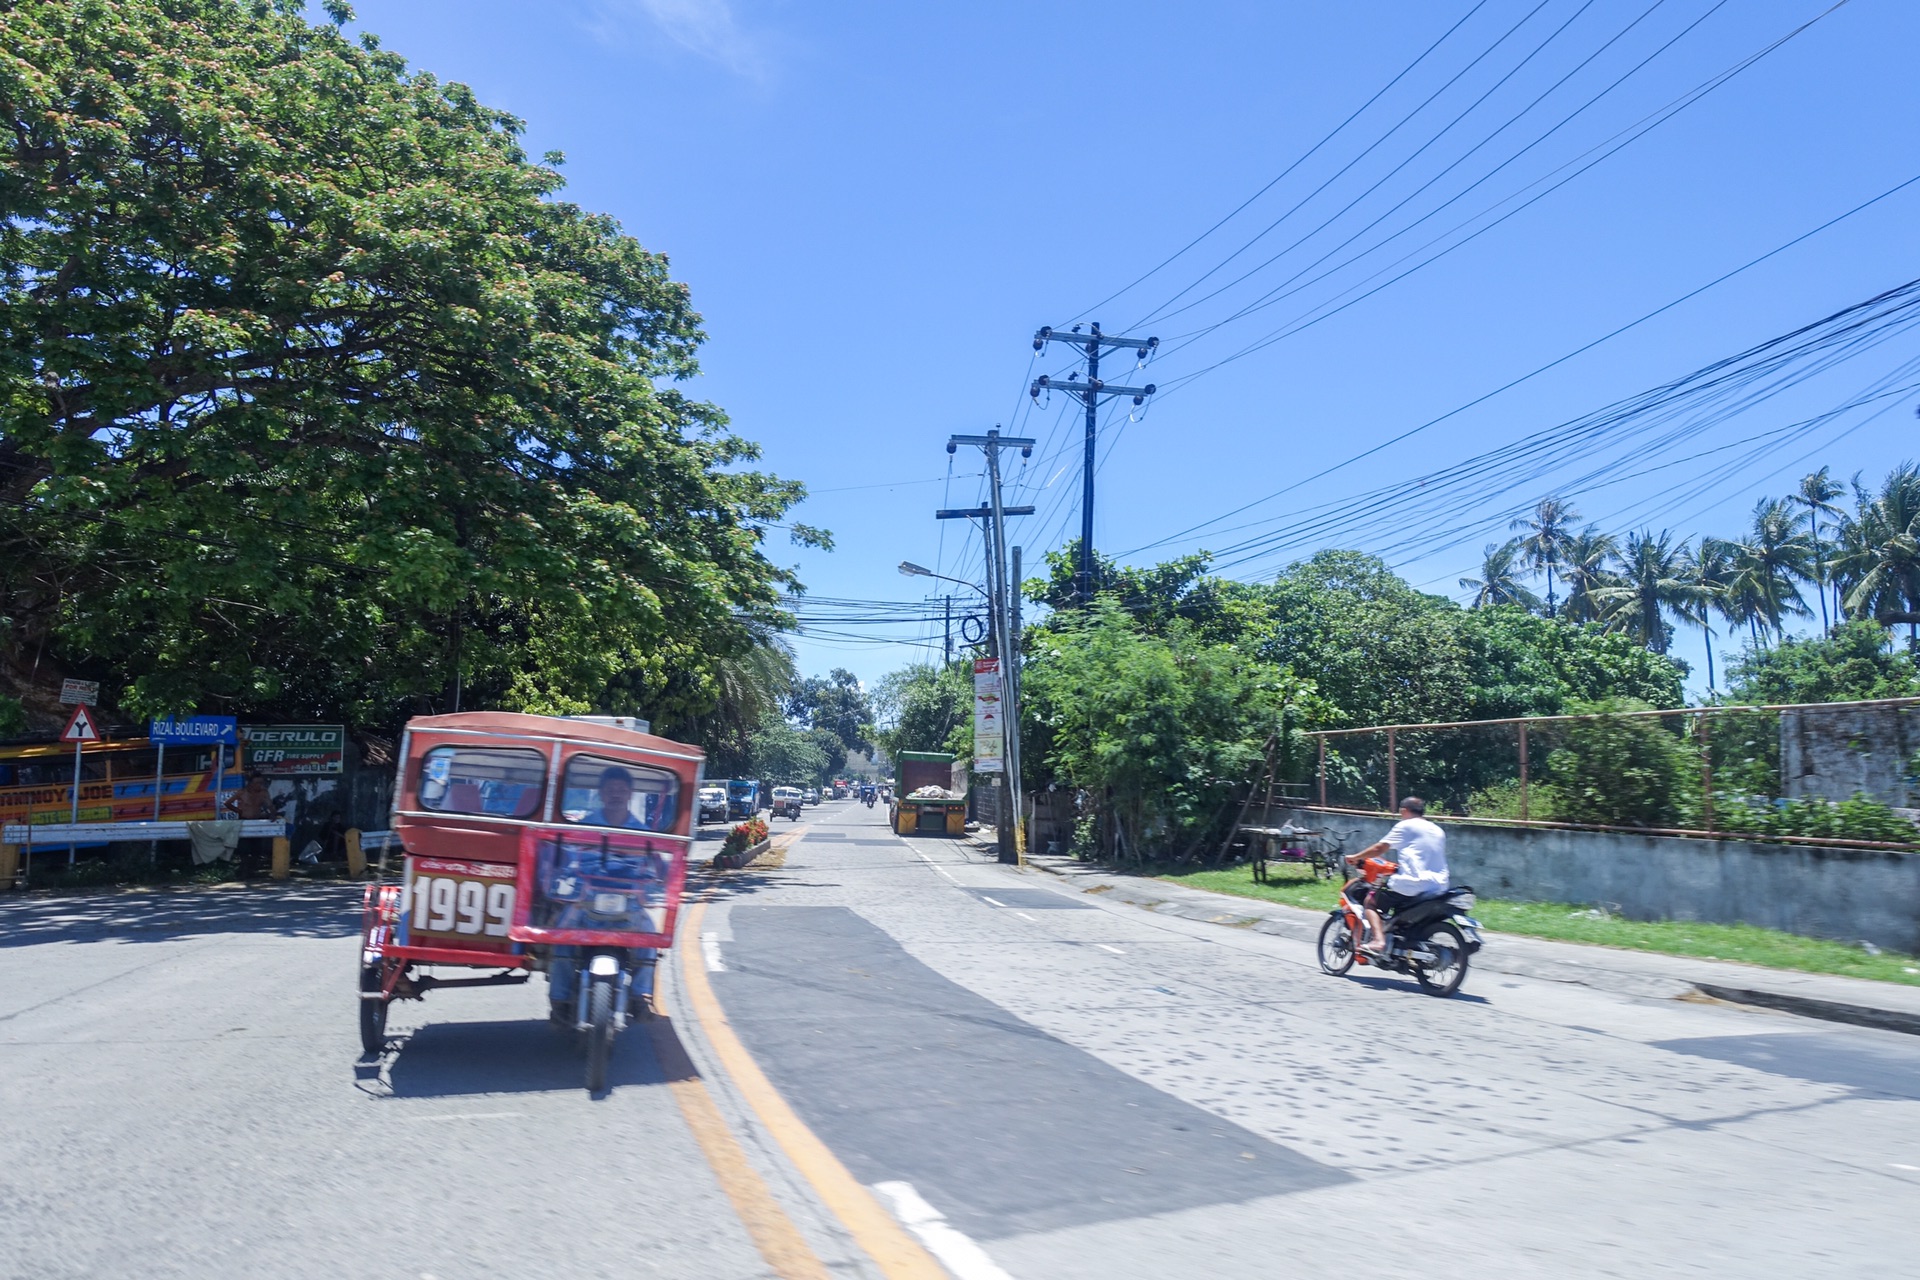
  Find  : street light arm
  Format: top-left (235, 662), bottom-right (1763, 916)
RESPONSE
top-left (899, 561), bottom-right (989, 599)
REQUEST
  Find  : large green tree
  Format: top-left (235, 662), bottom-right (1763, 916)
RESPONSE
top-left (0, 0), bottom-right (815, 732)
top-left (786, 667), bottom-right (874, 756)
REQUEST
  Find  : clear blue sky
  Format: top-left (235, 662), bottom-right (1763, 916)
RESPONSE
top-left (341, 0), bottom-right (1920, 699)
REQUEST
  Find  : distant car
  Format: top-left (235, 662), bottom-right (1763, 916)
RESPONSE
top-left (698, 785), bottom-right (729, 824)
top-left (802, 787), bottom-right (820, 805)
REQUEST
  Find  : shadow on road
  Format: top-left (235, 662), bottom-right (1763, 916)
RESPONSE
top-left (374, 1011), bottom-right (699, 1098)
top-left (0, 883), bottom-right (363, 948)
top-left (1653, 1031), bottom-right (1920, 1099)
top-left (1331, 971), bottom-right (1493, 1005)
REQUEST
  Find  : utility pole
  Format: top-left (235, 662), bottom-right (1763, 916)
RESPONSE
top-left (943, 595), bottom-right (952, 665)
top-left (1032, 323), bottom-right (1158, 601)
top-left (941, 428), bottom-right (1034, 863)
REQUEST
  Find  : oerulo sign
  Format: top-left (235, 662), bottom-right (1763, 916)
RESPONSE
top-left (241, 724), bottom-right (346, 775)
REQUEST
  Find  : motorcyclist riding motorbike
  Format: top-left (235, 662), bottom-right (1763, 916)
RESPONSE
top-left (1344, 795), bottom-right (1449, 956)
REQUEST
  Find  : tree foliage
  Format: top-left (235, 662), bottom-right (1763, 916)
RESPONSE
top-left (0, 0), bottom-right (813, 733)
top-left (785, 667), bottom-right (873, 756)
top-left (872, 661), bottom-right (970, 763)
top-left (1723, 621), bottom-right (1919, 705)
top-left (1021, 599), bottom-right (1321, 862)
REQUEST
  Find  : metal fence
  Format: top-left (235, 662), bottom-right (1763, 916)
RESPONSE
top-left (1300, 697), bottom-right (1920, 850)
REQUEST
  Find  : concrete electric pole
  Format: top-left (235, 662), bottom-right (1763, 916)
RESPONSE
top-left (1030, 323), bottom-right (1158, 602)
top-left (940, 428), bottom-right (1034, 863)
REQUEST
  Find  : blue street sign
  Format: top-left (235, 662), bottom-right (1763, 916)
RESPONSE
top-left (148, 715), bottom-right (238, 746)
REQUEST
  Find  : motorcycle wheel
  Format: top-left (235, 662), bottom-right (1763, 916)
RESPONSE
top-left (358, 962), bottom-right (389, 1056)
top-left (1413, 923), bottom-right (1469, 997)
top-left (1316, 913), bottom-right (1356, 975)
top-left (584, 977), bottom-right (616, 1092)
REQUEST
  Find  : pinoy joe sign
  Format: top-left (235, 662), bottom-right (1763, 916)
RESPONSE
top-left (241, 724), bottom-right (346, 776)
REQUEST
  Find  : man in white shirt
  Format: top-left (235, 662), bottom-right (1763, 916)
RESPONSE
top-left (1348, 795), bottom-right (1449, 955)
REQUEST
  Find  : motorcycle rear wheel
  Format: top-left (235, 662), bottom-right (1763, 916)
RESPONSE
top-left (1317, 913), bottom-right (1356, 975)
top-left (1413, 923), bottom-right (1469, 997)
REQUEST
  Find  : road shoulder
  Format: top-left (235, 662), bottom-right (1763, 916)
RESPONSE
top-left (1009, 846), bottom-right (1920, 1035)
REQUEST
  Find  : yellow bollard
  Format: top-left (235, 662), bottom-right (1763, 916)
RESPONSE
top-left (0, 843), bottom-right (17, 890)
top-left (270, 836), bottom-right (291, 880)
top-left (344, 829), bottom-right (365, 878)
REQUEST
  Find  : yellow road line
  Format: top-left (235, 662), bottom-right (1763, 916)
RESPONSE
top-left (679, 897), bottom-right (947, 1280)
top-left (648, 990), bottom-right (831, 1280)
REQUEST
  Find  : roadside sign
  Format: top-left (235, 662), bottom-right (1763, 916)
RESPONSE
top-left (973, 658), bottom-right (1003, 773)
top-left (149, 715), bottom-right (238, 746)
top-left (59, 705), bottom-right (100, 743)
top-left (59, 679), bottom-right (99, 706)
top-left (242, 724), bottom-right (346, 775)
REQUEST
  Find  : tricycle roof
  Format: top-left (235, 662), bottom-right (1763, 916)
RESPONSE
top-left (402, 711), bottom-right (703, 764)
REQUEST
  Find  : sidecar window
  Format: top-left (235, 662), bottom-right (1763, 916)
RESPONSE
top-left (417, 746), bottom-right (547, 818)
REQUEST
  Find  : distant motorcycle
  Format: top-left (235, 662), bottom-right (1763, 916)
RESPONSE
top-left (1318, 855), bottom-right (1481, 997)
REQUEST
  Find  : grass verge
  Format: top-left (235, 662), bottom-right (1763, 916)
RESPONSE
top-left (1161, 864), bottom-right (1920, 988)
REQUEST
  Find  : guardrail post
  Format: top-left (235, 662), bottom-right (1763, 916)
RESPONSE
top-left (270, 835), bottom-right (291, 880)
top-left (1699, 711), bottom-right (1714, 833)
top-left (1518, 723), bottom-right (1529, 825)
top-left (1385, 728), bottom-right (1397, 812)
top-left (345, 828), bottom-right (366, 878)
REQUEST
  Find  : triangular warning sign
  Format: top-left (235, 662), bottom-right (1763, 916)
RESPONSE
top-left (60, 704), bottom-right (100, 742)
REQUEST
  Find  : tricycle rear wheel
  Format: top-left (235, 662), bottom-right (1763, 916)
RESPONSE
top-left (358, 962), bottom-right (388, 1055)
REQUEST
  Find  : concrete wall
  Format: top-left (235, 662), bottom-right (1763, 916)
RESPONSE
top-left (1277, 807), bottom-right (1920, 955)
top-left (1779, 705), bottom-right (1918, 807)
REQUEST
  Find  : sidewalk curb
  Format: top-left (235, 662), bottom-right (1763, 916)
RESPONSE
top-left (1692, 984), bottom-right (1920, 1037)
top-left (1022, 853), bottom-right (1920, 1036)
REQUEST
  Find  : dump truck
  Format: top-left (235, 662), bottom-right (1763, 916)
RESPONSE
top-left (889, 751), bottom-right (966, 836)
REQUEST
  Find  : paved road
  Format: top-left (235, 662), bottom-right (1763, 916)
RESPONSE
top-left (3, 798), bottom-right (1916, 1279)
top-left (701, 802), bottom-right (1920, 1279)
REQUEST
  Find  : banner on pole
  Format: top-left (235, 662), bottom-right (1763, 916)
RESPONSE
top-left (59, 678), bottom-right (99, 706)
top-left (972, 658), bottom-right (1003, 773)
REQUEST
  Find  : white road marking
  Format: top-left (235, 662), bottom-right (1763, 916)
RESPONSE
top-left (913, 852), bottom-right (960, 884)
top-left (980, 896), bottom-right (1007, 908)
top-left (700, 931), bottom-right (726, 972)
top-left (1894, 1163), bottom-right (1920, 1171)
top-left (1096, 943), bottom-right (1126, 954)
top-left (1014, 911), bottom-right (1037, 922)
top-left (399, 1112), bottom-right (525, 1123)
top-left (871, 1181), bottom-right (1016, 1280)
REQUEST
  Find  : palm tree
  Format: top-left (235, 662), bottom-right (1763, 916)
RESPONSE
top-left (1511, 496), bottom-right (1580, 618)
top-left (1731, 497), bottom-right (1814, 643)
top-left (1460, 540), bottom-right (1543, 610)
top-left (1593, 530), bottom-right (1698, 653)
top-left (1558, 526), bottom-right (1619, 625)
top-left (1838, 462), bottom-right (1920, 651)
top-left (1790, 467), bottom-right (1845, 632)
top-left (1680, 536), bottom-right (1738, 691)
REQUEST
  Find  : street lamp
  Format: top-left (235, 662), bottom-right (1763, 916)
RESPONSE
top-left (898, 561), bottom-right (988, 598)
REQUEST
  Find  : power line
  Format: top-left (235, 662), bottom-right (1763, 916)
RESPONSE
top-left (1064, 0), bottom-right (1495, 326)
top-left (1119, 167), bottom-right (1920, 559)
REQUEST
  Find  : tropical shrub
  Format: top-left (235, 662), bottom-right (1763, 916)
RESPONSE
top-left (1543, 699), bottom-right (1700, 828)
